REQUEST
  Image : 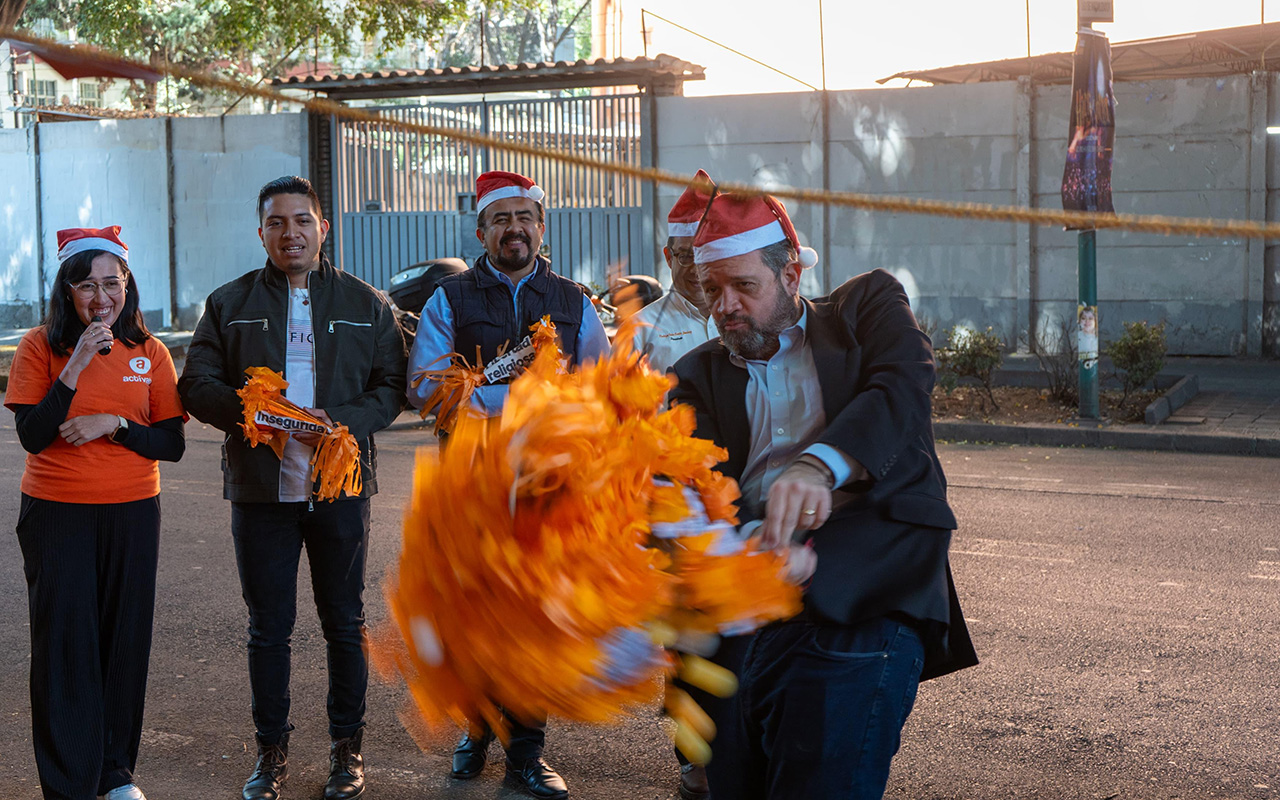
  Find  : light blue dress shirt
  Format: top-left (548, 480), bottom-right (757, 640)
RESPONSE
top-left (407, 260), bottom-right (612, 415)
top-left (732, 307), bottom-right (857, 519)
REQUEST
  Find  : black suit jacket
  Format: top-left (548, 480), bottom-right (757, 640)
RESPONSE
top-left (670, 268), bottom-right (977, 680)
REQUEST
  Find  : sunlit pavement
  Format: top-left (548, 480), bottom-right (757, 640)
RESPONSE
top-left (0, 416), bottom-right (1276, 799)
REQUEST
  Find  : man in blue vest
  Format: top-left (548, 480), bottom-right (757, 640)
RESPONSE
top-left (407, 169), bottom-right (610, 800)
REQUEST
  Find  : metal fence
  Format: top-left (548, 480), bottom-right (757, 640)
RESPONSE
top-left (331, 93), bottom-right (651, 290)
top-left (341, 207), bottom-right (648, 291)
top-left (333, 94), bottom-right (644, 215)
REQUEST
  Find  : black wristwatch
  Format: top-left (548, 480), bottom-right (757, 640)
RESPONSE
top-left (109, 415), bottom-right (129, 443)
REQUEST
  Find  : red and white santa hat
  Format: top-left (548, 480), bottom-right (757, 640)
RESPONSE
top-left (692, 193), bottom-right (818, 269)
top-left (475, 170), bottom-right (545, 215)
top-left (56, 225), bottom-right (129, 264)
top-left (667, 170), bottom-right (715, 238)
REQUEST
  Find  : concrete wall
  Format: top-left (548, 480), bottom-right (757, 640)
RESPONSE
top-left (1032, 76), bottom-right (1266, 356)
top-left (171, 115), bottom-right (310, 328)
top-left (37, 119), bottom-right (173, 329)
top-left (0, 114), bottom-right (308, 330)
top-left (0, 127), bottom-right (41, 326)
top-left (2, 82), bottom-right (1277, 356)
top-left (656, 77), bottom-right (1280, 357)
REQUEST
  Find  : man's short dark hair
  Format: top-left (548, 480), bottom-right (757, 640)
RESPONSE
top-left (759, 240), bottom-right (798, 278)
top-left (477, 201), bottom-right (544, 230)
top-left (258, 176), bottom-right (323, 221)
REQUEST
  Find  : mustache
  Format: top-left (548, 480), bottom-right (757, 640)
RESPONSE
top-left (501, 233), bottom-right (531, 246)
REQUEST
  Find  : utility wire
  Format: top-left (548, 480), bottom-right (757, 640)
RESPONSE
top-left (639, 9), bottom-right (819, 91)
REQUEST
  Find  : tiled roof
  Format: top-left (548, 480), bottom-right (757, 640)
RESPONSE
top-left (270, 54), bottom-right (704, 98)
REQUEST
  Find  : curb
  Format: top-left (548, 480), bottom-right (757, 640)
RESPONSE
top-left (934, 419), bottom-right (1280, 457)
top-left (1143, 374), bottom-right (1199, 424)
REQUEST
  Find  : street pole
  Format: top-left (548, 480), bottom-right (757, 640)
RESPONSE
top-left (1078, 230), bottom-right (1099, 418)
top-left (1078, 11), bottom-right (1100, 420)
top-left (1069, 0), bottom-right (1114, 421)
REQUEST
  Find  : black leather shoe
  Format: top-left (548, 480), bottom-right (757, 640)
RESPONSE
top-left (450, 731), bottom-right (494, 779)
top-left (324, 729), bottom-right (365, 799)
top-left (504, 757), bottom-right (568, 800)
top-left (242, 734), bottom-right (288, 800)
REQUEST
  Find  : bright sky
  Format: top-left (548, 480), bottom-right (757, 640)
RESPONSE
top-left (620, 0), bottom-right (1274, 95)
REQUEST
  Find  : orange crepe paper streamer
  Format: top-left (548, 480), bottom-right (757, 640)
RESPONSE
top-left (237, 367), bottom-right (362, 502)
top-left (377, 317), bottom-right (802, 757)
top-left (411, 358), bottom-right (485, 436)
top-left (411, 316), bottom-right (562, 437)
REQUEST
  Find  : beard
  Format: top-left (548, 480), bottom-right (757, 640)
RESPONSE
top-left (718, 282), bottom-right (800, 361)
top-left (492, 233), bottom-right (535, 272)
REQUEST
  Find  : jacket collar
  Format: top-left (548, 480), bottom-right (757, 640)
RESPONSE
top-left (261, 251), bottom-right (335, 289)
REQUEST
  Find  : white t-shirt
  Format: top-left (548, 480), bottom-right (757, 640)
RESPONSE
top-left (279, 287), bottom-right (317, 502)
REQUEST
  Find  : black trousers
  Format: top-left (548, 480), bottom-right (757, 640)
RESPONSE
top-left (16, 494), bottom-right (161, 800)
top-left (231, 498), bottom-right (370, 743)
top-left (470, 712), bottom-right (547, 763)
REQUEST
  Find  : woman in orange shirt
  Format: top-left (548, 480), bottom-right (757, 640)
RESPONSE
top-left (4, 226), bottom-right (185, 800)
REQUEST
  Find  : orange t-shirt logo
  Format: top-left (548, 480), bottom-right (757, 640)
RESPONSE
top-left (130, 356), bottom-right (152, 374)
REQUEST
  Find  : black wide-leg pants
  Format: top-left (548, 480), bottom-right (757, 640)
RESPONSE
top-left (16, 494), bottom-right (161, 800)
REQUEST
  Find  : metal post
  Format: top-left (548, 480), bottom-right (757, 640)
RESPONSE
top-left (818, 0), bottom-right (831, 294)
top-left (165, 117), bottom-right (178, 329)
top-left (32, 121), bottom-right (46, 311)
top-left (1078, 230), bottom-right (1099, 419)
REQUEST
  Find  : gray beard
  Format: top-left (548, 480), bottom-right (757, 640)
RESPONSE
top-left (720, 286), bottom-right (800, 361)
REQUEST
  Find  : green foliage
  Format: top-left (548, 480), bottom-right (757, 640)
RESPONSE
top-left (1105, 320), bottom-right (1167, 405)
top-left (937, 326), bottom-right (1005, 412)
top-left (435, 0), bottom-right (590, 69)
top-left (18, 0), bottom-right (527, 109)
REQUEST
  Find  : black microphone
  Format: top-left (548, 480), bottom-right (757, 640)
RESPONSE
top-left (91, 316), bottom-right (111, 355)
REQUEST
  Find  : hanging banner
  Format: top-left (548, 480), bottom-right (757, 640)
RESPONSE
top-left (1061, 28), bottom-right (1115, 224)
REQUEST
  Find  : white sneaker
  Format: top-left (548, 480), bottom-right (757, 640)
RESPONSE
top-left (104, 785), bottom-right (147, 800)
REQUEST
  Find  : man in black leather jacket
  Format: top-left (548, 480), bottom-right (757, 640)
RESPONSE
top-left (179, 176), bottom-right (407, 800)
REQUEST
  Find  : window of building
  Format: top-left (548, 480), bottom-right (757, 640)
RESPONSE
top-left (29, 78), bottom-right (57, 106)
top-left (79, 81), bottom-right (101, 107)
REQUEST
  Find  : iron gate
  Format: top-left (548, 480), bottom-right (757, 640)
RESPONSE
top-left (331, 94), bottom-right (652, 290)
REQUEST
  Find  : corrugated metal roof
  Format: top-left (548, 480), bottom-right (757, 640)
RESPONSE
top-left (880, 21), bottom-right (1280, 86)
top-left (270, 54), bottom-right (704, 99)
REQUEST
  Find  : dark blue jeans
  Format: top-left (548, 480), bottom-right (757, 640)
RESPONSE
top-left (231, 498), bottom-right (369, 743)
top-left (707, 615), bottom-right (925, 800)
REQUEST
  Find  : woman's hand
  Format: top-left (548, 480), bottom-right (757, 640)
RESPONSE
top-left (59, 320), bottom-right (114, 389)
top-left (59, 413), bottom-right (120, 447)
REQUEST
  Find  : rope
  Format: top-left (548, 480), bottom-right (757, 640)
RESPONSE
top-left (6, 27), bottom-right (1280, 241)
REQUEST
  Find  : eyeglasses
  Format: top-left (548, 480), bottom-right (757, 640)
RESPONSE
top-left (671, 250), bottom-right (696, 267)
top-left (68, 278), bottom-right (126, 298)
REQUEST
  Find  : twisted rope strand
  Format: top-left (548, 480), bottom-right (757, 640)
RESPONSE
top-left (6, 27), bottom-right (1280, 240)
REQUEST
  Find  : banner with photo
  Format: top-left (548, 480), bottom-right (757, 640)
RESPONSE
top-left (1061, 28), bottom-right (1116, 221)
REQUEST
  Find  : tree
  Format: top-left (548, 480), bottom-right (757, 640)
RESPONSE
top-left (433, 0), bottom-right (592, 69)
top-left (17, 0), bottom-right (539, 110)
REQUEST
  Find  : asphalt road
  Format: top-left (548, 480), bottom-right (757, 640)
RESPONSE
top-left (0, 414), bottom-right (1276, 800)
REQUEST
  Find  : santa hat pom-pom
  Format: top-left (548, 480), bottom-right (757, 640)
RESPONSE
top-left (798, 246), bottom-right (819, 269)
top-left (528, 185), bottom-right (545, 203)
